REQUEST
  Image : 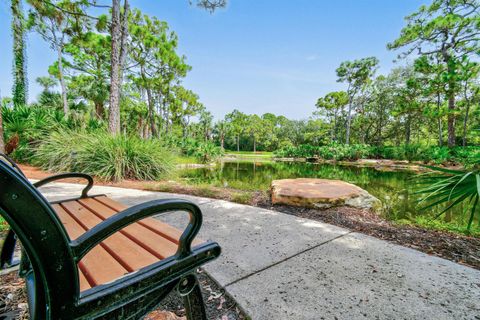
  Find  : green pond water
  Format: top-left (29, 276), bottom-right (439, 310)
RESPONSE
top-left (179, 160), bottom-right (475, 227)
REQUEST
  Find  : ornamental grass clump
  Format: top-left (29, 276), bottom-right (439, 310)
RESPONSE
top-left (33, 130), bottom-right (175, 181)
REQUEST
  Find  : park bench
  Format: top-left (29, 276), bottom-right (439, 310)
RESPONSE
top-left (0, 155), bottom-right (221, 319)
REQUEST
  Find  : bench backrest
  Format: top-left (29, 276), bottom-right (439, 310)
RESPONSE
top-left (0, 161), bottom-right (80, 314)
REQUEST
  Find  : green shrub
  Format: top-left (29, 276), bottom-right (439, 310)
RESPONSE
top-left (175, 137), bottom-right (223, 163)
top-left (192, 141), bottom-right (223, 163)
top-left (274, 143), bottom-right (480, 165)
top-left (33, 130), bottom-right (175, 181)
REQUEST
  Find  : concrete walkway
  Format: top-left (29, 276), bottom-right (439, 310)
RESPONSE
top-left (38, 182), bottom-right (480, 320)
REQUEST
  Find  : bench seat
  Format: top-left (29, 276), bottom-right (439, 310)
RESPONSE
top-left (52, 195), bottom-right (202, 291)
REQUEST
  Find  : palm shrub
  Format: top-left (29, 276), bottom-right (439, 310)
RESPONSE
top-left (193, 141), bottom-right (223, 163)
top-left (33, 130), bottom-right (175, 181)
top-left (416, 167), bottom-right (480, 231)
top-left (2, 105), bottom-right (67, 161)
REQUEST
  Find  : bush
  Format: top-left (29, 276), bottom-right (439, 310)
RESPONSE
top-left (274, 143), bottom-right (480, 165)
top-left (33, 130), bottom-right (175, 181)
top-left (274, 144), bottom-right (374, 161)
top-left (176, 137), bottom-right (223, 163)
top-left (2, 105), bottom-right (105, 162)
top-left (192, 142), bottom-right (223, 163)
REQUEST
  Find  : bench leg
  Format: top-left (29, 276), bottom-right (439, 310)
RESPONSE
top-left (0, 229), bottom-right (17, 268)
top-left (182, 275), bottom-right (207, 320)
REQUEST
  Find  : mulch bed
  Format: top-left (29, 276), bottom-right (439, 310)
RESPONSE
top-left (258, 202), bottom-right (480, 270)
top-left (0, 268), bottom-right (247, 320)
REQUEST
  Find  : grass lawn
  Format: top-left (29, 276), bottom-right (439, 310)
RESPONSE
top-left (174, 155), bottom-right (199, 164)
top-left (225, 151), bottom-right (274, 158)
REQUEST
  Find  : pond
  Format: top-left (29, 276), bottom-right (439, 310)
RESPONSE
top-left (179, 160), bottom-right (475, 227)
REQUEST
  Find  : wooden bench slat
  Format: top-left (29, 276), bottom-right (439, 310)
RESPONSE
top-left (78, 198), bottom-right (178, 259)
top-left (61, 201), bottom-right (160, 271)
top-left (78, 269), bottom-right (91, 291)
top-left (95, 196), bottom-right (203, 246)
top-left (52, 196), bottom-right (203, 291)
top-left (53, 205), bottom-right (129, 287)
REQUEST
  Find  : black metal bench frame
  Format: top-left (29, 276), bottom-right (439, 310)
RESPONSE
top-left (0, 156), bottom-right (221, 319)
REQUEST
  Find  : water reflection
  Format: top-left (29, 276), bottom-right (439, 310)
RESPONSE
top-left (179, 160), bottom-right (472, 226)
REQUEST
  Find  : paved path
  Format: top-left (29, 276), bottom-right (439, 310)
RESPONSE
top-left (38, 182), bottom-right (480, 320)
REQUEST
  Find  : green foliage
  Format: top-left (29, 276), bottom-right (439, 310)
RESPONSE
top-left (2, 105), bottom-right (66, 160)
top-left (275, 143), bottom-right (480, 165)
top-left (177, 138), bottom-right (223, 163)
top-left (416, 167), bottom-right (480, 231)
top-left (32, 130), bottom-right (175, 181)
top-left (11, 0), bottom-right (28, 107)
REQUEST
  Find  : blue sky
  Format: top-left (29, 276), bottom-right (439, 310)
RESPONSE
top-left (0, 0), bottom-right (427, 120)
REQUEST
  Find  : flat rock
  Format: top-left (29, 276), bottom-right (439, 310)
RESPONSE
top-left (271, 178), bottom-right (381, 211)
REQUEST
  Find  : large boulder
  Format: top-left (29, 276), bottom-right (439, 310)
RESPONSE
top-left (271, 178), bottom-right (381, 211)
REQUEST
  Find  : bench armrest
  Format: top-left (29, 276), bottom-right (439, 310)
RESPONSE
top-left (0, 153), bottom-right (26, 177)
top-left (33, 173), bottom-right (94, 198)
top-left (71, 199), bottom-right (202, 260)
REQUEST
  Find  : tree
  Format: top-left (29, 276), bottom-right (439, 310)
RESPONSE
top-left (12, 0), bottom-right (28, 107)
top-left (336, 57), bottom-right (379, 144)
top-left (99, 0), bottom-right (225, 135)
top-left (315, 91), bottom-right (348, 142)
top-left (388, 0), bottom-right (480, 147)
top-left (128, 10), bottom-right (190, 137)
top-left (27, 0), bottom-right (86, 117)
top-left (214, 120), bottom-right (229, 150)
top-left (36, 76), bottom-right (61, 108)
top-left (64, 32), bottom-right (110, 119)
top-left (193, 0), bottom-right (227, 11)
top-left (198, 109), bottom-right (213, 141)
top-left (395, 72), bottom-right (424, 145)
top-left (458, 58), bottom-right (480, 146)
top-left (414, 56), bottom-right (447, 146)
top-left (225, 109), bottom-right (248, 151)
top-left (108, 0), bottom-right (129, 134)
top-left (247, 114), bottom-right (264, 152)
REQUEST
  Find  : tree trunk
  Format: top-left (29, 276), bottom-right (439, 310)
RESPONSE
top-left (118, 0), bottom-right (129, 81)
top-left (57, 44), bottom-right (69, 117)
top-left (253, 137), bottom-right (256, 153)
top-left (236, 135), bottom-right (240, 152)
top-left (0, 108), bottom-right (4, 153)
top-left (437, 93), bottom-right (442, 147)
top-left (462, 103), bottom-right (470, 147)
top-left (146, 86), bottom-right (157, 137)
top-left (444, 55), bottom-right (456, 147)
top-left (346, 101), bottom-right (353, 145)
top-left (94, 101), bottom-right (104, 119)
top-left (333, 109), bottom-right (338, 142)
top-left (138, 116), bottom-right (143, 138)
top-left (220, 135), bottom-right (224, 150)
top-left (405, 115), bottom-right (411, 145)
top-left (447, 93), bottom-right (456, 147)
top-left (108, 0), bottom-right (122, 135)
top-left (11, 0), bottom-right (27, 107)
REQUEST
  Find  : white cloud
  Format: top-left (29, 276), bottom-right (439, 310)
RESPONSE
top-left (306, 54), bottom-right (319, 61)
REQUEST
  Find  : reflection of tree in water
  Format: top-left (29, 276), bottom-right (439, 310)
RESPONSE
top-left (180, 161), bottom-right (469, 225)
